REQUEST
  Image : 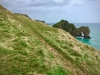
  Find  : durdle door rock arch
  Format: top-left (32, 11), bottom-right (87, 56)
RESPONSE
top-left (76, 26), bottom-right (91, 39)
top-left (53, 20), bottom-right (91, 39)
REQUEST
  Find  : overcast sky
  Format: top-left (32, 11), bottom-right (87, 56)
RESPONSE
top-left (0, 0), bottom-right (100, 23)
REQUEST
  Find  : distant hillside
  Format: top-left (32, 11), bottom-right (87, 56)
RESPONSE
top-left (0, 5), bottom-right (100, 75)
top-left (35, 20), bottom-right (45, 23)
top-left (14, 13), bottom-right (31, 19)
top-left (14, 13), bottom-right (45, 23)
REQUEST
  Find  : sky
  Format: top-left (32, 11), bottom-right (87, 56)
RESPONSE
top-left (0, 0), bottom-right (100, 23)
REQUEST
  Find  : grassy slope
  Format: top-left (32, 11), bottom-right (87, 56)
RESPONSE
top-left (0, 5), bottom-right (100, 75)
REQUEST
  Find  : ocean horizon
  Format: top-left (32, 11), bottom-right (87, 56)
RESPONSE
top-left (47, 23), bottom-right (100, 50)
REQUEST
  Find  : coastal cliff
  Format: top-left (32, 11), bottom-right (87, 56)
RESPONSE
top-left (0, 5), bottom-right (100, 75)
top-left (53, 20), bottom-right (91, 39)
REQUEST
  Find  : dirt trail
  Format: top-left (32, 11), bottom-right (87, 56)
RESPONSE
top-left (24, 22), bottom-right (86, 75)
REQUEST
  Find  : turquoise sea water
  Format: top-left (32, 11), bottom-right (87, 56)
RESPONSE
top-left (47, 23), bottom-right (100, 50)
top-left (74, 23), bottom-right (100, 50)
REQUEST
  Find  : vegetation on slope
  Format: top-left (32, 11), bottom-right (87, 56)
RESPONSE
top-left (0, 5), bottom-right (100, 75)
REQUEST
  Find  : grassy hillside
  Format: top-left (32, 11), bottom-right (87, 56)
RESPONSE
top-left (0, 5), bottom-right (100, 75)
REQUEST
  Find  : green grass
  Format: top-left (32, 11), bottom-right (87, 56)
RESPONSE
top-left (47, 65), bottom-right (70, 75)
top-left (0, 5), bottom-right (100, 75)
top-left (67, 49), bottom-right (82, 57)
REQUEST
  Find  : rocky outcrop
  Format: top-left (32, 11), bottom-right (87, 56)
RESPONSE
top-left (53, 20), bottom-right (91, 39)
top-left (53, 20), bottom-right (77, 36)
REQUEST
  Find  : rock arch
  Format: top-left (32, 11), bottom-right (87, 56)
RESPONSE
top-left (53, 20), bottom-right (91, 39)
top-left (77, 26), bottom-right (91, 39)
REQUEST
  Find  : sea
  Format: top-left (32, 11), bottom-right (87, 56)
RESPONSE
top-left (47, 23), bottom-right (100, 50)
